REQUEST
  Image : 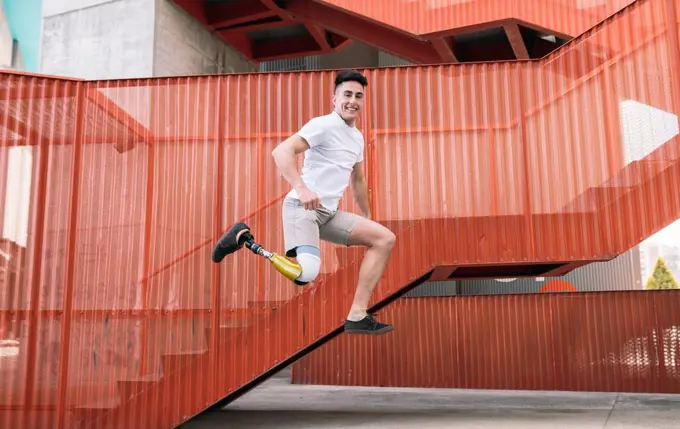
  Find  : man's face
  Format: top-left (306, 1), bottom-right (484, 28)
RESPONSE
top-left (333, 81), bottom-right (364, 124)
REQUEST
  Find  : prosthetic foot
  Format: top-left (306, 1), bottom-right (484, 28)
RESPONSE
top-left (211, 222), bottom-right (252, 262)
top-left (211, 222), bottom-right (303, 282)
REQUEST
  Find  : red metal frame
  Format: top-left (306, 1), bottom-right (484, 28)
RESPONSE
top-left (171, 0), bottom-right (634, 63)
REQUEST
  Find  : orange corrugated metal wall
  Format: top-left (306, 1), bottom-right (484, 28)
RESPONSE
top-left (291, 291), bottom-right (680, 392)
top-left (1, 0), bottom-right (680, 428)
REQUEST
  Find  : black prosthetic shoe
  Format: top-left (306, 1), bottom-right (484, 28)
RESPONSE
top-left (344, 314), bottom-right (393, 335)
top-left (211, 222), bottom-right (253, 263)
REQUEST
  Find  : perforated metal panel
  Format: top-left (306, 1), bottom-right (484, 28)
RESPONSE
top-left (3, 1), bottom-right (680, 428)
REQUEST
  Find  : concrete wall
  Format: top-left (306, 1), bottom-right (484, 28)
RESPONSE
top-left (41, 0), bottom-right (155, 79)
top-left (40, 0), bottom-right (255, 79)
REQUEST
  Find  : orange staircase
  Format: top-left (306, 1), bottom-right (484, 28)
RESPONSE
top-left (81, 144), bottom-right (680, 429)
top-left (3, 1), bottom-right (680, 429)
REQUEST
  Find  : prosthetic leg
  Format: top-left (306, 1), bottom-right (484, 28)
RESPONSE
top-left (211, 222), bottom-right (303, 282)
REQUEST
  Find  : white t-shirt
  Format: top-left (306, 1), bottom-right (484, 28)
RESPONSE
top-left (286, 111), bottom-right (365, 211)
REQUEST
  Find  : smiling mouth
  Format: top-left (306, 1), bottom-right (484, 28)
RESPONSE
top-left (345, 106), bottom-right (358, 113)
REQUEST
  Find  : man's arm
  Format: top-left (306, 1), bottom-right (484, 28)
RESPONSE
top-left (350, 161), bottom-right (371, 218)
top-left (271, 134), bottom-right (309, 189)
top-left (271, 134), bottom-right (321, 210)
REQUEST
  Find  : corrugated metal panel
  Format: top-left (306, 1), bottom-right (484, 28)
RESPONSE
top-left (1, 1), bottom-right (680, 428)
top-left (377, 51), bottom-right (412, 67)
top-left (405, 281), bottom-right (458, 297)
top-left (259, 55), bottom-right (321, 72)
top-left (291, 290), bottom-right (680, 391)
top-left (258, 45), bottom-right (403, 72)
top-left (0, 73), bottom-right (84, 429)
top-left (320, 0), bottom-right (637, 37)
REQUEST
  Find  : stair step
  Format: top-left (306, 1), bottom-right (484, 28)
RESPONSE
top-left (161, 351), bottom-right (207, 373)
top-left (116, 379), bottom-right (157, 401)
top-left (72, 402), bottom-right (118, 427)
top-left (205, 325), bottom-right (244, 344)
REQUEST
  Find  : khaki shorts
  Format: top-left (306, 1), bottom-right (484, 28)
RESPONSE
top-left (282, 196), bottom-right (361, 257)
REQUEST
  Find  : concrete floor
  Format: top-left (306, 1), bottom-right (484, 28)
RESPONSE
top-left (182, 370), bottom-right (680, 428)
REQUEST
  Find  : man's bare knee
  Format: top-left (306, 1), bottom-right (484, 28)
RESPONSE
top-left (376, 230), bottom-right (396, 251)
top-left (348, 218), bottom-right (396, 250)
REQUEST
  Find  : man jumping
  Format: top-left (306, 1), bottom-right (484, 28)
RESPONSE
top-left (271, 70), bottom-right (396, 335)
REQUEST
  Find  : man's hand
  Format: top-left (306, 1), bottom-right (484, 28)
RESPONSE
top-left (296, 185), bottom-right (322, 210)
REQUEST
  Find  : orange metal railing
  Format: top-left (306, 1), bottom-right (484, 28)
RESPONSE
top-left (1, 1), bottom-right (680, 428)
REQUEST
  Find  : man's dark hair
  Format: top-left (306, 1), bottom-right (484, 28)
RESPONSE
top-left (335, 70), bottom-right (368, 90)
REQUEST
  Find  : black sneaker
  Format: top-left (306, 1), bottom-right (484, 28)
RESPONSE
top-left (344, 314), bottom-right (393, 335)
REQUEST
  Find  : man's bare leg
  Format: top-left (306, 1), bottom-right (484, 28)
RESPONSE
top-left (344, 218), bottom-right (396, 323)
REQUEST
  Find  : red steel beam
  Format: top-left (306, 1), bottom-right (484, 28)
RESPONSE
top-left (430, 37), bottom-right (458, 62)
top-left (172, 0), bottom-right (208, 25)
top-left (260, 0), bottom-right (286, 12)
top-left (218, 32), bottom-right (254, 59)
top-left (305, 23), bottom-right (332, 52)
top-left (504, 22), bottom-right (530, 59)
top-left (252, 35), bottom-right (324, 60)
top-left (84, 88), bottom-right (150, 151)
top-left (329, 33), bottom-right (350, 49)
top-left (206, 0), bottom-right (275, 29)
top-left (0, 111), bottom-right (45, 146)
top-left (282, 0), bottom-right (442, 64)
top-left (217, 18), bottom-right (289, 35)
